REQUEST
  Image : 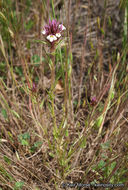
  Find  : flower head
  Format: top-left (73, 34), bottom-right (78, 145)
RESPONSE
top-left (31, 82), bottom-right (37, 93)
top-left (42, 19), bottom-right (66, 44)
top-left (90, 96), bottom-right (97, 106)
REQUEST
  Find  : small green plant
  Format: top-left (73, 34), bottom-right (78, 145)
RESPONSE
top-left (18, 132), bottom-right (30, 146)
top-left (30, 141), bottom-right (43, 153)
top-left (1, 108), bottom-right (8, 119)
top-left (14, 181), bottom-right (24, 190)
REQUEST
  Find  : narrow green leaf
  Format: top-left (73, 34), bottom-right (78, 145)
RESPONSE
top-left (11, 110), bottom-right (20, 118)
top-left (3, 156), bottom-right (11, 164)
top-left (80, 137), bottom-right (86, 148)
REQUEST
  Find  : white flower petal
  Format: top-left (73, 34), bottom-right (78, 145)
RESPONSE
top-left (59, 24), bottom-right (66, 31)
top-left (56, 33), bottom-right (61, 38)
top-left (42, 30), bottom-right (46, 35)
top-left (46, 35), bottom-right (57, 42)
top-left (62, 25), bottom-right (66, 30)
top-left (54, 36), bottom-right (57, 40)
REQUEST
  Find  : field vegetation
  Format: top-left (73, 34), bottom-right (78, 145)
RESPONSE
top-left (0, 0), bottom-right (128, 189)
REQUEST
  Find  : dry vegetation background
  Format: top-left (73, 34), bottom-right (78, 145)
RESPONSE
top-left (0, 0), bottom-right (128, 189)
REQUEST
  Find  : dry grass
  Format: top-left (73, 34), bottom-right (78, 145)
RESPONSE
top-left (0, 0), bottom-right (128, 189)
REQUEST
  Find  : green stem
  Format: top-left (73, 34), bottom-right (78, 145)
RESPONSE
top-left (50, 45), bottom-right (56, 89)
top-left (50, 45), bottom-right (56, 128)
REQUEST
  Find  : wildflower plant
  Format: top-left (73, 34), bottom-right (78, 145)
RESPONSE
top-left (90, 96), bottom-right (97, 106)
top-left (42, 19), bottom-right (66, 48)
top-left (42, 19), bottom-right (66, 131)
top-left (42, 19), bottom-right (66, 89)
